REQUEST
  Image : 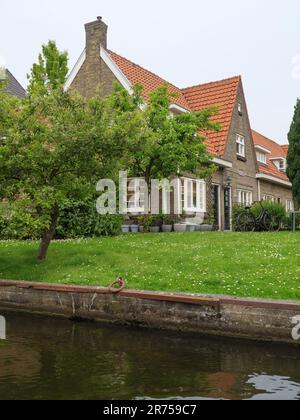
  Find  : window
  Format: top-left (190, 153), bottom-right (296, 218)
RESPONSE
top-left (286, 200), bottom-right (294, 212)
top-left (238, 103), bottom-right (243, 116)
top-left (273, 158), bottom-right (286, 172)
top-left (182, 178), bottom-right (206, 213)
top-left (256, 151), bottom-right (267, 164)
top-left (263, 194), bottom-right (275, 203)
top-left (236, 134), bottom-right (245, 158)
top-left (279, 159), bottom-right (286, 171)
top-left (237, 189), bottom-right (253, 207)
top-left (127, 179), bottom-right (145, 213)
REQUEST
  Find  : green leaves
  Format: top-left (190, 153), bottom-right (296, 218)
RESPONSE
top-left (27, 40), bottom-right (68, 96)
top-left (287, 99), bottom-right (300, 204)
top-left (118, 83), bottom-right (219, 182)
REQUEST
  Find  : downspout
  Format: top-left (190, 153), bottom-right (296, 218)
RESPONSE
top-left (257, 179), bottom-right (261, 202)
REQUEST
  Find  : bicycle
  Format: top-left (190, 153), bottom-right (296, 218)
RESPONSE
top-left (236, 201), bottom-right (281, 232)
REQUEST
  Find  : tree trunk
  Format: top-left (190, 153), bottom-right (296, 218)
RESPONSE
top-left (37, 206), bottom-right (59, 261)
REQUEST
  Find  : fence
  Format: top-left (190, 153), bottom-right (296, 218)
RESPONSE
top-left (290, 211), bottom-right (300, 232)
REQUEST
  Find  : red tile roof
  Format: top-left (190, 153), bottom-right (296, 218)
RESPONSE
top-left (109, 51), bottom-right (191, 111)
top-left (182, 77), bottom-right (241, 157)
top-left (281, 144), bottom-right (289, 156)
top-left (108, 51), bottom-right (243, 158)
top-left (252, 130), bottom-right (290, 182)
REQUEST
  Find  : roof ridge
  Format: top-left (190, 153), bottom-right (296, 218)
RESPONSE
top-left (182, 75), bottom-right (241, 92)
top-left (108, 50), bottom-right (182, 92)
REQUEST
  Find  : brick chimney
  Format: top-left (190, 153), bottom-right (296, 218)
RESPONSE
top-left (85, 16), bottom-right (108, 59)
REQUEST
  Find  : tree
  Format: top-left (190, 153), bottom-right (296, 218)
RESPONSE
top-left (114, 84), bottom-right (220, 184)
top-left (27, 40), bottom-right (68, 95)
top-left (0, 42), bottom-right (219, 261)
top-left (287, 99), bottom-right (300, 205)
top-left (0, 43), bottom-right (128, 260)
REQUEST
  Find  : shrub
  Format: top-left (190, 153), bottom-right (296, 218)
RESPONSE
top-left (56, 200), bottom-right (122, 239)
top-left (283, 212), bottom-right (300, 230)
top-left (233, 201), bottom-right (287, 232)
top-left (232, 205), bottom-right (247, 231)
top-left (251, 201), bottom-right (286, 221)
top-left (0, 202), bottom-right (46, 240)
top-left (0, 199), bottom-right (122, 240)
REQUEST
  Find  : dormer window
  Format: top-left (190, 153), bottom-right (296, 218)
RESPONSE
top-left (255, 144), bottom-right (271, 165)
top-left (279, 159), bottom-right (286, 171)
top-left (256, 151), bottom-right (267, 164)
top-left (271, 158), bottom-right (287, 172)
top-left (236, 134), bottom-right (245, 158)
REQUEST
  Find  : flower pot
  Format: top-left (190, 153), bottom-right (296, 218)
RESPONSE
top-left (186, 225), bottom-right (196, 232)
top-left (121, 225), bottom-right (130, 234)
top-left (199, 224), bottom-right (214, 232)
top-left (131, 225), bottom-right (139, 234)
top-left (150, 226), bottom-right (160, 233)
top-left (174, 224), bottom-right (187, 233)
top-left (162, 225), bottom-right (173, 233)
top-left (139, 226), bottom-right (144, 233)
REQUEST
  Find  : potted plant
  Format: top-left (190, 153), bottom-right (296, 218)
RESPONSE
top-left (186, 224), bottom-right (196, 232)
top-left (162, 215), bottom-right (173, 233)
top-left (199, 215), bottom-right (214, 232)
top-left (149, 215), bottom-right (162, 233)
top-left (130, 224), bottom-right (139, 233)
top-left (137, 215), bottom-right (152, 233)
top-left (121, 224), bottom-right (130, 234)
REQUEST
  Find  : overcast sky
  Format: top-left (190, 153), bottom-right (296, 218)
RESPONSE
top-left (1, 0), bottom-right (299, 144)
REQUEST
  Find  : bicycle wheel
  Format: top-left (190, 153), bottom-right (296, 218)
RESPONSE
top-left (237, 211), bottom-right (256, 232)
top-left (263, 212), bottom-right (281, 232)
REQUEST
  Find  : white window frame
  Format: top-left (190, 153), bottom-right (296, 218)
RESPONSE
top-left (127, 178), bottom-right (145, 213)
top-left (237, 189), bottom-right (253, 207)
top-left (286, 200), bottom-right (294, 212)
top-left (256, 151), bottom-right (267, 164)
top-left (272, 158), bottom-right (287, 172)
top-left (238, 103), bottom-right (243, 115)
top-left (182, 178), bottom-right (206, 213)
top-left (236, 134), bottom-right (246, 158)
top-left (279, 159), bottom-right (286, 171)
top-left (262, 194), bottom-right (275, 203)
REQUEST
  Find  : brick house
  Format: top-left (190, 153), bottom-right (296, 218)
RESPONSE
top-left (66, 17), bottom-right (294, 230)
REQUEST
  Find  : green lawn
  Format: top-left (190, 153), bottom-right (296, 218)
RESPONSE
top-left (0, 232), bottom-right (300, 301)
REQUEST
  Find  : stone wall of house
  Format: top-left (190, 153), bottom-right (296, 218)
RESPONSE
top-left (70, 18), bottom-right (119, 99)
top-left (259, 180), bottom-right (294, 207)
top-left (224, 82), bottom-right (259, 206)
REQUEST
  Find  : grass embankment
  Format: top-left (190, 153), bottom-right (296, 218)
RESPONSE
top-left (0, 232), bottom-right (299, 301)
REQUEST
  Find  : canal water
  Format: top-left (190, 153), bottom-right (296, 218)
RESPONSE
top-left (0, 311), bottom-right (300, 400)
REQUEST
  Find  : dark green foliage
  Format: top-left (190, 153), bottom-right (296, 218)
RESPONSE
top-left (232, 205), bottom-right (247, 231)
top-left (233, 202), bottom-right (287, 231)
top-left (287, 99), bottom-right (300, 204)
top-left (251, 201), bottom-right (286, 221)
top-left (0, 201), bottom-right (122, 240)
top-left (56, 200), bottom-right (122, 239)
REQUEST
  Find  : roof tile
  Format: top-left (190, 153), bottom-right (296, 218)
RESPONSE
top-left (109, 51), bottom-right (190, 110)
top-left (182, 77), bottom-right (241, 157)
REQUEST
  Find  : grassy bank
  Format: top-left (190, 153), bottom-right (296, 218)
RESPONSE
top-left (0, 232), bottom-right (299, 301)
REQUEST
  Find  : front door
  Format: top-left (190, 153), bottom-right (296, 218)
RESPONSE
top-left (224, 187), bottom-right (232, 231)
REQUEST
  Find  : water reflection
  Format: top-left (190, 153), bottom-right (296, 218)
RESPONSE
top-left (0, 311), bottom-right (300, 400)
top-left (247, 374), bottom-right (300, 400)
